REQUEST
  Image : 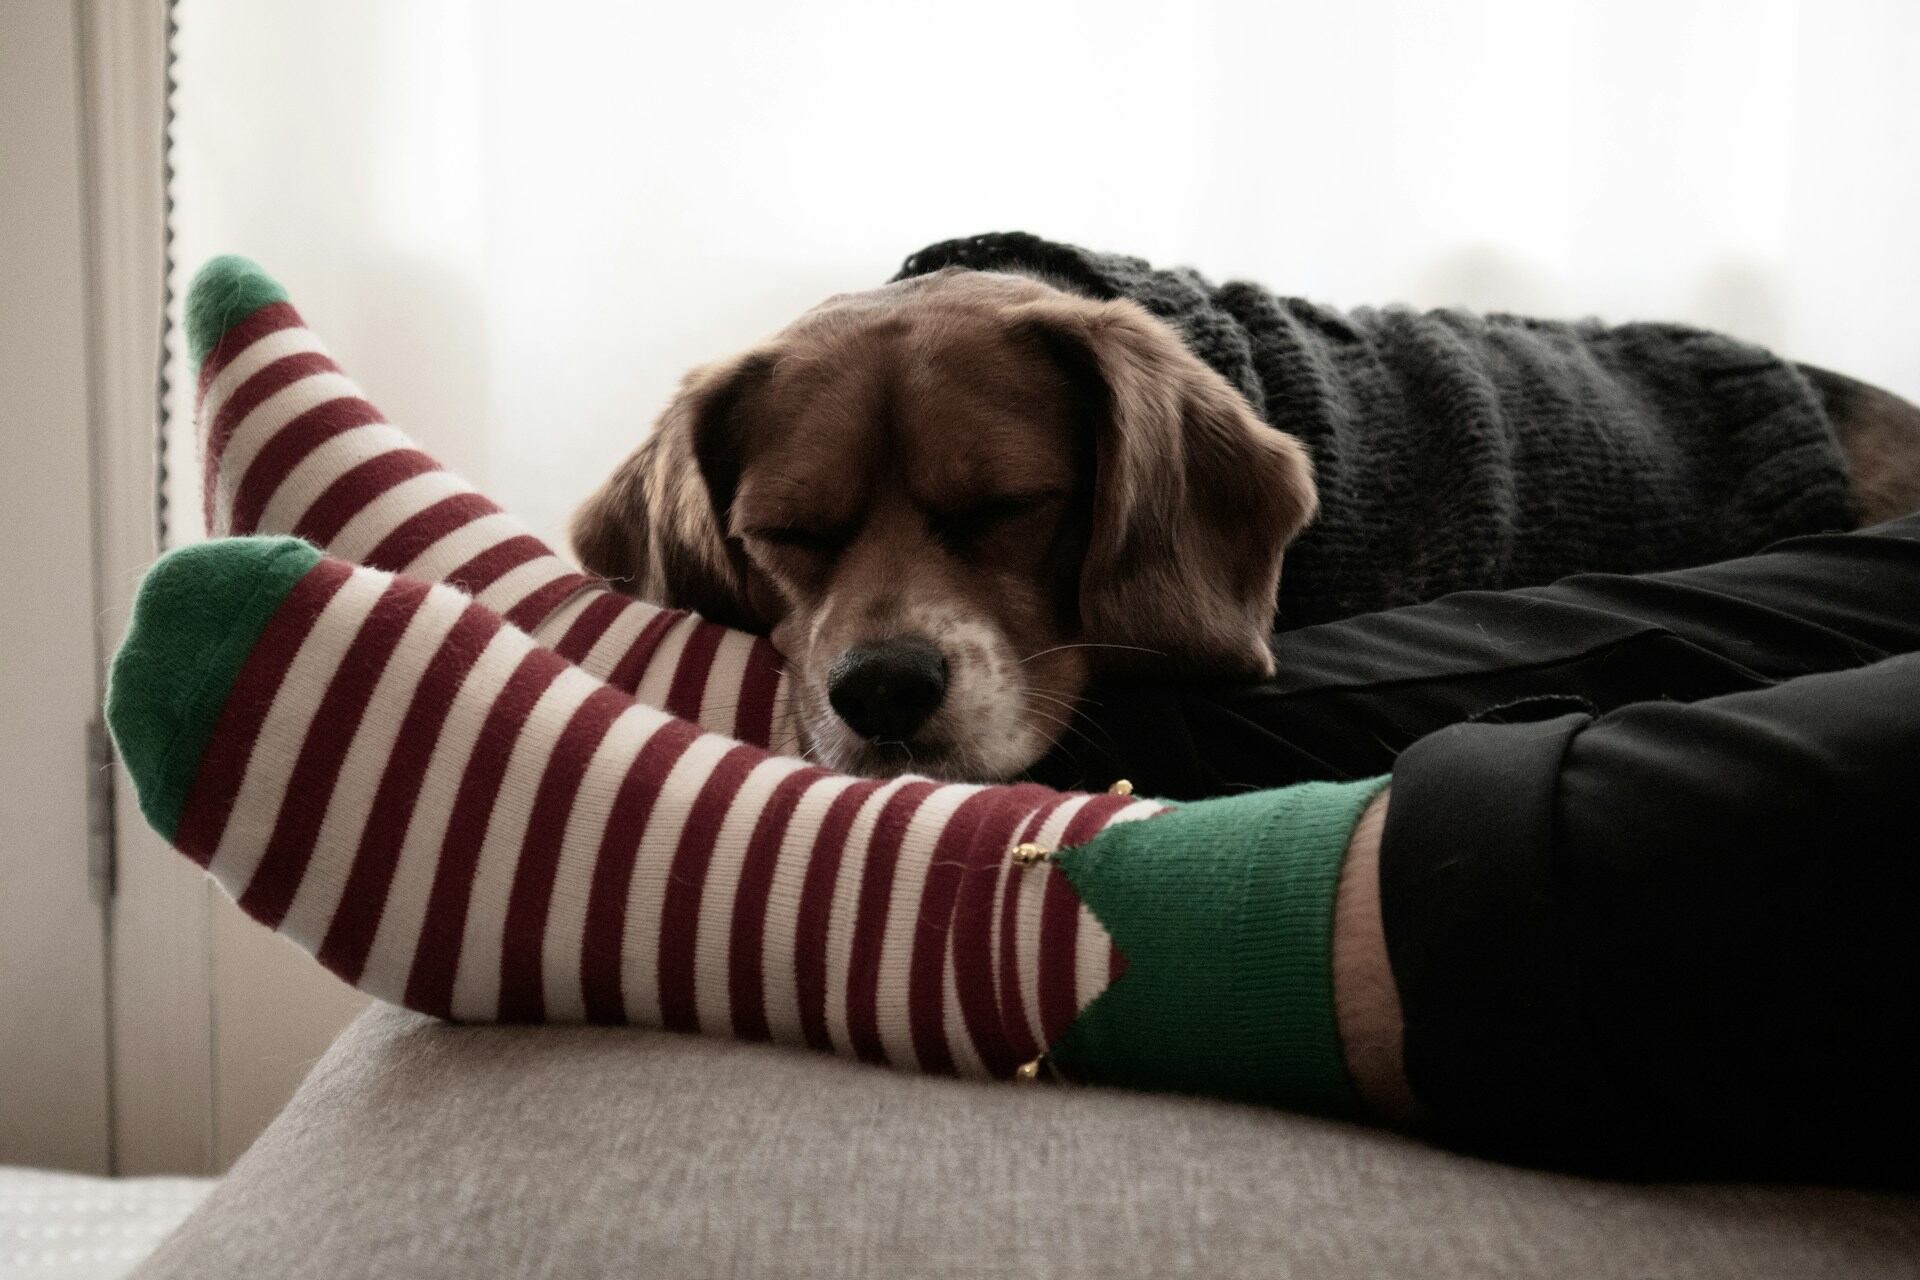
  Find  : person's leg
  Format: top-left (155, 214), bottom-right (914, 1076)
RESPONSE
top-left (1031, 514), bottom-right (1920, 799)
top-left (105, 538), bottom-right (1157, 1070)
top-left (1360, 648), bottom-right (1920, 1181)
top-left (187, 255), bottom-right (793, 751)
top-left (107, 538), bottom-right (1387, 1111)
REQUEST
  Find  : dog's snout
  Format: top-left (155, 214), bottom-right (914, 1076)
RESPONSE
top-left (826, 638), bottom-right (948, 742)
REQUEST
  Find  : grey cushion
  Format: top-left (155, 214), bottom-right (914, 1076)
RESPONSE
top-left (137, 1006), bottom-right (1920, 1279)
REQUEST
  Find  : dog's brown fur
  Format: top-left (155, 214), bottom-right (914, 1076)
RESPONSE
top-left (575, 269), bottom-right (1920, 779)
top-left (1799, 363), bottom-right (1920, 525)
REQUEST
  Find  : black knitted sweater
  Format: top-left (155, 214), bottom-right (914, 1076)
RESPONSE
top-left (894, 233), bottom-right (1856, 630)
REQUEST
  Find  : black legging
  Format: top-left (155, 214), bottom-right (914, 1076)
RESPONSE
top-left (1028, 514), bottom-right (1920, 1182)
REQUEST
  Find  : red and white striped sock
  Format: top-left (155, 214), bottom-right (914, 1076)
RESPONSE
top-left (107, 539), bottom-right (1163, 1076)
top-left (189, 256), bottom-right (793, 752)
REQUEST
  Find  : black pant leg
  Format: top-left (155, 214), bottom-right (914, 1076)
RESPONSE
top-left (1382, 651), bottom-right (1920, 1182)
top-left (1030, 514), bottom-right (1920, 799)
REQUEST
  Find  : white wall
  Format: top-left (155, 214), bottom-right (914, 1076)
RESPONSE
top-left (163, 0), bottom-right (1920, 549)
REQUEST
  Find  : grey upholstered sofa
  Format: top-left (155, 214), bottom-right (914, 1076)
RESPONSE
top-left (134, 1006), bottom-right (1920, 1278)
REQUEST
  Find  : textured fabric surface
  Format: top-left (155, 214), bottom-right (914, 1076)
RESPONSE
top-left (896, 232), bottom-right (1857, 630)
top-left (1, 1166), bottom-right (211, 1280)
top-left (137, 1007), bottom-right (1920, 1280)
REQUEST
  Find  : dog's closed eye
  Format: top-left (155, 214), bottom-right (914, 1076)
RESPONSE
top-left (740, 525), bottom-right (853, 595)
top-left (745, 524), bottom-right (850, 555)
top-left (929, 492), bottom-right (1063, 551)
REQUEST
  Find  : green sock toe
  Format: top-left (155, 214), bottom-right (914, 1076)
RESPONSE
top-left (187, 255), bottom-right (291, 371)
top-left (106, 536), bottom-right (322, 841)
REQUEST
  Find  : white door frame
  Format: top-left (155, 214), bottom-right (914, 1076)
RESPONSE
top-left (75, 0), bottom-right (220, 1176)
top-left (79, 0), bottom-right (220, 1174)
top-left (0, 0), bottom-right (121, 1175)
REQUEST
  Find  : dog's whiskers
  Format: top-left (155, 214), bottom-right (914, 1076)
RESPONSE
top-left (1025, 689), bottom-right (1084, 713)
top-left (1019, 641), bottom-right (1168, 664)
top-left (873, 738), bottom-right (918, 770)
top-left (1019, 703), bottom-right (1106, 758)
top-left (1022, 687), bottom-right (1119, 754)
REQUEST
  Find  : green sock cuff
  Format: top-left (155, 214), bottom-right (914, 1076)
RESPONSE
top-left (106, 537), bottom-right (322, 840)
top-left (187, 255), bottom-right (290, 371)
top-left (1052, 776), bottom-right (1390, 1113)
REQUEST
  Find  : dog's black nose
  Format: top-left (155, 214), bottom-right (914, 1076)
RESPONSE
top-left (827, 638), bottom-right (949, 742)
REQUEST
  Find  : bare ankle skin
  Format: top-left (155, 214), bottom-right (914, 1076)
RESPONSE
top-left (1332, 788), bottom-right (1427, 1127)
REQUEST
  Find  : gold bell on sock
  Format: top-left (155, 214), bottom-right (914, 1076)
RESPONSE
top-left (1015, 1056), bottom-right (1047, 1082)
top-left (1012, 842), bottom-right (1051, 868)
top-left (1108, 778), bottom-right (1134, 796)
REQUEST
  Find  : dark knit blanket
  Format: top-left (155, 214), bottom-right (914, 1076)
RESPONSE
top-left (894, 232), bottom-right (1856, 631)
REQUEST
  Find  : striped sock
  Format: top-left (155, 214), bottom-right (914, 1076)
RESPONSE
top-left (105, 538), bottom-right (1162, 1077)
top-left (186, 255), bottom-right (794, 752)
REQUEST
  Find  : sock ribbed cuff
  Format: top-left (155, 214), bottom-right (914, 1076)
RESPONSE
top-left (1051, 776), bottom-right (1390, 1113)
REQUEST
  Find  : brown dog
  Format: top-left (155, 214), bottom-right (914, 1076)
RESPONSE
top-left (573, 269), bottom-right (1920, 781)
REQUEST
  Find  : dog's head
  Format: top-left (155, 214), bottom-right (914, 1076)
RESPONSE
top-left (572, 269), bottom-right (1316, 779)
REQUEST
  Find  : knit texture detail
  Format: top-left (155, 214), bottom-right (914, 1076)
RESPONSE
top-left (896, 233), bottom-right (1858, 630)
top-left (187, 254), bottom-right (289, 370)
top-left (106, 536), bottom-right (321, 840)
top-left (1052, 777), bottom-right (1388, 1113)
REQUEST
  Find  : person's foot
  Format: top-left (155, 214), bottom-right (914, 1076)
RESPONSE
top-left (107, 537), bottom-right (1141, 1070)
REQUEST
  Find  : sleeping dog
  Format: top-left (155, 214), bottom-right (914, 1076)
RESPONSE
top-left (572, 234), bottom-right (1920, 781)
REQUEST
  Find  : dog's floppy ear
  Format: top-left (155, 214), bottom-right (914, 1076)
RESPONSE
top-left (1021, 296), bottom-right (1317, 680)
top-left (570, 352), bottom-right (782, 631)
